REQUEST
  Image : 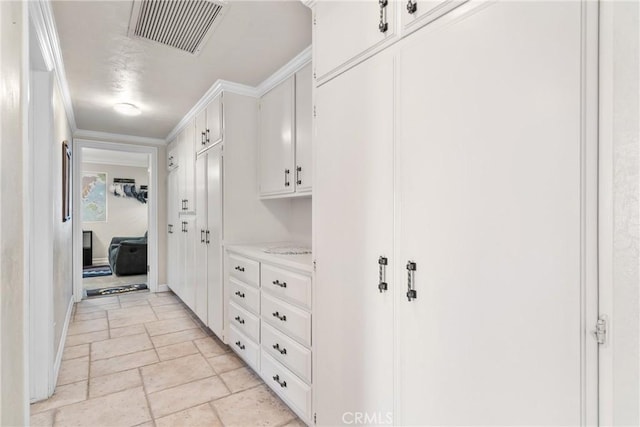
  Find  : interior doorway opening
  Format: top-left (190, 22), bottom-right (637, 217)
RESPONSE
top-left (73, 139), bottom-right (159, 302)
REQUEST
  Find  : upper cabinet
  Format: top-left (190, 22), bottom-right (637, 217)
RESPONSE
top-left (259, 76), bottom-right (295, 197)
top-left (313, 0), bottom-right (397, 82)
top-left (294, 64), bottom-right (312, 194)
top-left (178, 121), bottom-right (196, 213)
top-left (258, 63), bottom-right (313, 198)
top-left (313, 0), bottom-right (469, 85)
top-left (195, 93), bottom-right (223, 153)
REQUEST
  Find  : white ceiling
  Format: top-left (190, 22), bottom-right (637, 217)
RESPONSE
top-left (83, 147), bottom-right (149, 167)
top-left (52, 0), bottom-right (312, 139)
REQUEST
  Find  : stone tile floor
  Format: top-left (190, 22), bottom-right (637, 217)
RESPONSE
top-left (30, 291), bottom-right (305, 427)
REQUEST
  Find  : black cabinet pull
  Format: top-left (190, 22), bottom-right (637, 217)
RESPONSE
top-left (272, 374), bottom-right (287, 388)
top-left (406, 261), bottom-right (417, 301)
top-left (407, 0), bottom-right (417, 14)
top-left (168, 224), bottom-right (173, 234)
top-left (272, 311), bottom-right (287, 321)
top-left (206, 128), bottom-right (210, 144)
top-left (284, 169), bottom-right (291, 187)
top-left (234, 291), bottom-right (245, 298)
top-left (206, 230), bottom-right (210, 244)
top-left (201, 131), bottom-right (206, 145)
top-left (378, 256), bottom-right (388, 292)
top-left (234, 266), bottom-right (245, 272)
top-left (234, 316), bottom-right (245, 325)
top-left (296, 166), bottom-right (302, 185)
top-left (235, 341), bottom-right (245, 350)
top-left (378, 0), bottom-right (388, 33)
top-left (272, 343), bottom-right (287, 355)
top-left (272, 279), bottom-right (287, 288)
top-left (200, 229), bottom-right (205, 243)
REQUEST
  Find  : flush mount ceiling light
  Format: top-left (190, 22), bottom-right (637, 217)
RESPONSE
top-left (114, 103), bottom-right (142, 116)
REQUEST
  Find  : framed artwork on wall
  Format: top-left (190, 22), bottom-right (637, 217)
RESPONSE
top-left (62, 140), bottom-right (71, 222)
top-left (81, 171), bottom-right (107, 222)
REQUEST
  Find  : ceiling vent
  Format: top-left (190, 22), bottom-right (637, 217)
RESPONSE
top-left (128, 0), bottom-right (226, 55)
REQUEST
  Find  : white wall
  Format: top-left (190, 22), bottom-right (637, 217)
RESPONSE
top-left (81, 162), bottom-right (148, 263)
top-left (611, 1), bottom-right (639, 424)
top-left (289, 197), bottom-right (312, 246)
top-left (51, 75), bottom-right (74, 365)
top-left (0, 1), bottom-right (28, 424)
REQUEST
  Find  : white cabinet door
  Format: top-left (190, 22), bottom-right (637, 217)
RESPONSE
top-left (259, 76), bottom-right (295, 196)
top-left (314, 50), bottom-right (395, 425)
top-left (194, 155), bottom-right (208, 323)
top-left (180, 215), bottom-right (196, 310)
top-left (179, 122), bottom-right (196, 212)
top-left (195, 109), bottom-right (207, 151)
top-left (294, 63), bottom-right (312, 194)
top-left (314, 0), bottom-right (396, 82)
top-left (206, 94), bottom-right (223, 147)
top-left (167, 170), bottom-right (180, 293)
top-left (206, 146), bottom-right (224, 337)
top-left (396, 2), bottom-right (591, 425)
top-left (400, 0), bottom-right (467, 35)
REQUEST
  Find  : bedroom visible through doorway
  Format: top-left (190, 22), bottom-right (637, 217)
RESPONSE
top-left (80, 147), bottom-right (150, 298)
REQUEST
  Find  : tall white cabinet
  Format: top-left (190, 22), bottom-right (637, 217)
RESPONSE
top-left (313, 1), bottom-right (598, 425)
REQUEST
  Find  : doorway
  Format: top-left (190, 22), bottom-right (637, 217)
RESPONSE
top-left (73, 140), bottom-right (159, 302)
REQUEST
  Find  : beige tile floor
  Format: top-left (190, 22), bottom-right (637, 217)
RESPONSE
top-left (30, 291), bottom-right (305, 427)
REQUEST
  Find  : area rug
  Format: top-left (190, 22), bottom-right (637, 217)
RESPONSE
top-left (82, 265), bottom-right (112, 278)
top-left (86, 283), bottom-right (148, 297)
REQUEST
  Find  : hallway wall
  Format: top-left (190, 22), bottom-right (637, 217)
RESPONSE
top-left (52, 81), bottom-right (74, 357)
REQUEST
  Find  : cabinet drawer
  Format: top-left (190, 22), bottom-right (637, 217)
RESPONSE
top-left (262, 322), bottom-right (311, 384)
top-left (229, 326), bottom-right (260, 372)
top-left (229, 253), bottom-right (260, 287)
top-left (229, 277), bottom-right (260, 315)
top-left (261, 351), bottom-right (312, 421)
top-left (261, 264), bottom-right (311, 310)
top-left (261, 293), bottom-right (311, 347)
top-left (229, 301), bottom-right (260, 343)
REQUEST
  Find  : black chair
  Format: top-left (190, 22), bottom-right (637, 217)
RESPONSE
top-left (108, 232), bottom-right (147, 276)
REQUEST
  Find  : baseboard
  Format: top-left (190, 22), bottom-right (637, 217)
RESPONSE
top-left (157, 284), bottom-right (170, 293)
top-left (52, 296), bottom-right (74, 392)
top-left (91, 257), bottom-right (108, 265)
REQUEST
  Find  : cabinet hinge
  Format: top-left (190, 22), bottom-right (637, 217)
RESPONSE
top-left (592, 315), bottom-right (607, 344)
top-left (313, 105), bottom-right (317, 118)
top-left (313, 14), bottom-right (316, 25)
top-left (313, 260), bottom-right (317, 272)
top-left (313, 413), bottom-right (317, 424)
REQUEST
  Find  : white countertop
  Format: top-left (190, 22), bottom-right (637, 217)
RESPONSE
top-left (225, 243), bottom-right (313, 274)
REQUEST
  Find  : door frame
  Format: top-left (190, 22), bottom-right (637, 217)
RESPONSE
top-left (72, 139), bottom-right (159, 302)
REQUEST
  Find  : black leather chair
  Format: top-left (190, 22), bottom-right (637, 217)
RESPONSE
top-left (108, 232), bottom-right (147, 276)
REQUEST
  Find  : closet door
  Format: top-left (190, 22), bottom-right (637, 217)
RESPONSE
top-left (194, 155), bottom-right (208, 323)
top-left (180, 215), bottom-right (196, 310)
top-left (396, 2), bottom-right (594, 425)
top-left (206, 94), bottom-right (223, 147)
top-left (294, 63), bottom-right (313, 193)
top-left (167, 171), bottom-right (180, 294)
top-left (314, 50), bottom-right (395, 425)
top-left (206, 146), bottom-right (224, 337)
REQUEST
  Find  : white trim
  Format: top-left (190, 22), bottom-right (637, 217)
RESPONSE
top-left (52, 296), bottom-right (74, 393)
top-left (157, 284), bottom-right (170, 293)
top-left (254, 45), bottom-right (312, 97)
top-left (28, 0), bottom-right (77, 132)
top-left (165, 45), bottom-right (312, 143)
top-left (73, 139), bottom-right (159, 302)
top-left (74, 129), bottom-right (166, 146)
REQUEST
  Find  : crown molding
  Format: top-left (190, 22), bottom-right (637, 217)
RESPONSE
top-left (255, 45), bottom-right (312, 97)
top-left (82, 154), bottom-right (149, 168)
top-left (74, 129), bottom-right (167, 146)
top-left (300, 0), bottom-right (317, 9)
top-left (165, 45), bottom-right (312, 143)
top-left (30, 0), bottom-right (78, 132)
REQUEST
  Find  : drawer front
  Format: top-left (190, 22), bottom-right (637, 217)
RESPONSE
top-left (262, 322), bottom-right (311, 384)
top-left (261, 263), bottom-right (312, 310)
top-left (261, 351), bottom-right (312, 421)
top-left (229, 277), bottom-right (260, 315)
top-left (229, 326), bottom-right (260, 372)
top-left (261, 293), bottom-right (311, 347)
top-left (229, 253), bottom-right (260, 287)
top-left (229, 301), bottom-right (260, 342)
